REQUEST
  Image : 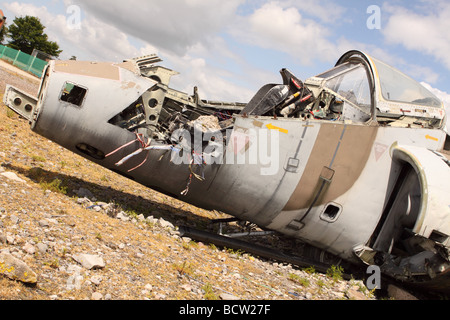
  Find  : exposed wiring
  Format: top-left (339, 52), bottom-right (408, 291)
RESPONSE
top-left (105, 132), bottom-right (179, 172)
top-left (181, 151), bottom-right (206, 196)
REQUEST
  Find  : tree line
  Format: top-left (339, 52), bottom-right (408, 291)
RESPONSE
top-left (0, 15), bottom-right (62, 58)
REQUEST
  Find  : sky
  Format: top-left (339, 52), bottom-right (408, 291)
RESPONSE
top-left (2, 0), bottom-right (450, 128)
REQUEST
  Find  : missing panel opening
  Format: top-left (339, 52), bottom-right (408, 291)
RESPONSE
top-left (320, 202), bottom-right (342, 222)
top-left (429, 230), bottom-right (449, 244)
top-left (60, 82), bottom-right (87, 107)
top-left (108, 98), bottom-right (146, 131)
top-left (76, 143), bottom-right (105, 160)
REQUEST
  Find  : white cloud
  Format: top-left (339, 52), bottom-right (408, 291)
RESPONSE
top-left (69, 0), bottom-right (267, 101)
top-left (281, 0), bottom-right (346, 23)
top-left (3, 1), bottom-right (258, 101)
top-left (4, 1), bottom-right (155, 61)
top-left (160, 48), bottom-right (258, 102)
top-left (382, 2), bottom-right (450, 71)
top-left (72, 0), bottom-right (244, 55)
top-left (231, 2), bottom-right (337, 65)
top-left (5, 0), bottom-right (446, 106)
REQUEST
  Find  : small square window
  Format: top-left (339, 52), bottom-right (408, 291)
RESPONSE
top-left (60, 82), bottom-right (87, 107)
top-left (320, 203), bottom-right (342, 223)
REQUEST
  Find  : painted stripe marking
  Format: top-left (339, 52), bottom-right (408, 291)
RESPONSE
top-left (266, 123), bottom-right (288, 134)
top-left (425, 135), bottom-right (438, 142)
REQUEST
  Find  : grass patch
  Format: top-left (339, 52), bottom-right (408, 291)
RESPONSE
top-left (6, 107), bottom-right (16, 119)
top-left (173, 261), bottom-right (196, 278)
top-left (303, 266), bottom-right (316, 274)
top-left (288, 273), bottom-right (310, 287)
top-left (326, 265), bottom-right (344, 282)
top-left (32, 155), bottom-right (46, 163)
top-left (39, 178), bottom-right (68, 195)
top-left (202, 283), bottom-right (219, 300)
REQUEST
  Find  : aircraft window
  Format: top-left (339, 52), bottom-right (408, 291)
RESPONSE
top-left (324, 64), bottom-right (371, 114)
top-left (60, 82), bottom-right (87, 107)
top-left (372, 58), bottom-right (442, 108)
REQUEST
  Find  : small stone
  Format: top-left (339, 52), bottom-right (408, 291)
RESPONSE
top-left (146, 216), bottom-right (157, 224)
top-left (66, 273), bottom-right (83, 290)
top-left (0, 252), bottom-right (37, 284)
top-left (181, 237), bottom-right (191, 243)
top-left (6, 234), bottom-right (15, 244)
top-left (36, 243), bottom-right (48, 254)
top-left (10, 215), bottom-right (19, 224)
top-left (181, 284), bottom-right (192, 292)
top-left (72, 253), bottom-right (105, 269)
top-left (77, 197), bottom-right (92, 206)
top-left (220, 293), bottom-right (240, 300)
top-left (154, 293), bottom-right (166, 299)
top-left (346, 288), bottom-right (368, 300)
top-left (22, 243), bottom-right (35, 255)
top-left (158, 218), bottom-right (174, 229)
top-left (116, 211), bottom-right (129, 221)
top-left (75, 187), bottom-right (94, 199)
top-left (96, 202), bottom-right (108, 208)
top-left (1, 172), bottom-right (26, 183)
top-left (90, 275), bottom-right (102, 285)
top-left (144, 284), bottom-right (153, 291)
top-left (91, 292), bottom-right (103, 300)
top-left (38, 219), bottom-right (49, 227)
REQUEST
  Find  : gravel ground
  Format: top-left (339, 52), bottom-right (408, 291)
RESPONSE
top-left (0, 62), bottom-right (438, 303)
top-left (0, 60), bottom-right (40, 96)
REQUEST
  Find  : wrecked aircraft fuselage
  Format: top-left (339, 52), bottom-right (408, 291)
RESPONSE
top-left (4, 50), bottom-right (450, 292)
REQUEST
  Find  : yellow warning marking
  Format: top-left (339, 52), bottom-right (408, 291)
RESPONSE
top-left (266, 123), bottom-right (288, 134)
top-left (425, 135), bottom-right (438, 142)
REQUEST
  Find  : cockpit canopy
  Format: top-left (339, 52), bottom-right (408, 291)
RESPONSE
top-left (306, 50), bottom-right (445, 128)
top-left (371, 57), bottom-right (442, 108)
top-left (315, 62), bottom-right (372, 117)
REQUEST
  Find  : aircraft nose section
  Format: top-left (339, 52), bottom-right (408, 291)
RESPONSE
top-left (3, 85), bottom-right (38, 122)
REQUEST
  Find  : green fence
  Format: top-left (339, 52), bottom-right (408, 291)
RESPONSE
top-left (0, 44), bottom-right (48, 78)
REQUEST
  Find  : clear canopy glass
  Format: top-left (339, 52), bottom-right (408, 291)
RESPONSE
top-left (316, 62), bottom-right (372, 114)
top-left (371, 58), bottom-right (442, 108)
